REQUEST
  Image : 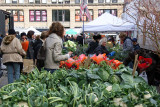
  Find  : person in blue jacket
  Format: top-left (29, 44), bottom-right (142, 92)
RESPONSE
top-left (132, 38), bottom-right (141, 51)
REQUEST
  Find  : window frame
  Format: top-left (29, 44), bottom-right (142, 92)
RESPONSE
top-left (98, 0), bottom-right (104, 3)
top-left (29, 10), bottom-right (47, 22)
top-left (52, 10), bottom-right (70, 22)
top-left (12, 0), bottom-right (17, 4)
top-left (75, 9), bottom-right (93, 22)
top-left (6, 9), bottom-right (24, 22)
top-left (6, 0), bottom-right (11, 3)
top-left (88, 0), bottom-right (93, 3)
top-left (75, 0), bottom-right (80, 4)
top-left (98, 9), bottom-right (117, 17)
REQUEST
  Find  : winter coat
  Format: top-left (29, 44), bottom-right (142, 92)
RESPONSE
top-left (94, 45), bottom-right (109, 55)
top-left (86, 41), bottom-right (99, 55)
top-left (44, 33), bottom-right (69, 69)
top-left (76, 36), bottom-right (83, 45)
top-left (133, 44), bottom-right (140, 51)
top-left (33, 39), bottom-right (43, 59)
top-left (0, 35), bottom-right (26, 64)
top-left (123, 37), bottom-right (133, 52)
top-left (27, 38), bottom-right (35, 59)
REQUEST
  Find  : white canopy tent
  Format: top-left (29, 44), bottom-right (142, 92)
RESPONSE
top-left (24, 26), bottom-right (41, 35)
top-left (83, 12), bottom-right (135, 32)
top-left (15, 26), bottom-right (41, 35)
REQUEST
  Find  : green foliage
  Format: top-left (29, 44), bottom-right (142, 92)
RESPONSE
top-left (0, 64), bottom-right (160, 107)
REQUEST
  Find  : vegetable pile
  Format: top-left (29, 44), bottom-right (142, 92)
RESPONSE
top-left (60, 54), bottom-right (122, 70)
top-left (64, 40), bottom-right (77, 52)
top-left (108, 45), bottom-right (128, 61)
top-left (0, 62), bottom-right (160, 107)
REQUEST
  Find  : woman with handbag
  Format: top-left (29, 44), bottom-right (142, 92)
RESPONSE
top-left (1, 29), bottom-right (26, 84)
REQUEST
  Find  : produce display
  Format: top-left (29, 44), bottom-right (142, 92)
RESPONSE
top-left (63, 40), bottom-right (77, 52)
top-left (0, 61), bottom-right (160, 107)
top-left (60, 54), bottom-right (122, 70)
top-left (108, 45), bottom-right (128, 61)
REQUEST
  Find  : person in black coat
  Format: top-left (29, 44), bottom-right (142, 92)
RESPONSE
top-left (33, 31), bottom-right (47, 68)
top-left (76, 33), bottom-right (83, 46)
top-left (27, 30), bottom-right (35, 59)
top-left (86, 34), bottom-right (101, 57)
top-left (94, 37), bottom-right (109, 56)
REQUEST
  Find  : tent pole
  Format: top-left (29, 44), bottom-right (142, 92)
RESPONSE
top-left (83, 7), bottom-right (85, 46)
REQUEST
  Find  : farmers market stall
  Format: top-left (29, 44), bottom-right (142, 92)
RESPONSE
top-left (83, 12), bottom-right (135, 32)
top-left (0, 53), bottom-right (160, 107)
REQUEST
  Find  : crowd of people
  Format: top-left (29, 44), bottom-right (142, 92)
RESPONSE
top-left (0, 21), bottom-right (142, 84)
top-left (0, 22), bottom-right (73, 83)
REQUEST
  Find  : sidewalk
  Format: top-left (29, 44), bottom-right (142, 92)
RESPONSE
top-left (0, 70), bottom-right (8, 88)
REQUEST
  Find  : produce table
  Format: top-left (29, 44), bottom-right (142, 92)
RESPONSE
top-left (0, 58), bottom-right (160, 106)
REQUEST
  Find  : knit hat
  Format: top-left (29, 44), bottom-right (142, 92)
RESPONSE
top-left (8, 29), bottom-right (16, 35)
top-left (21, 32), bottom-right (27, 37)
top-left (132, 38), bottom-right (137, 42)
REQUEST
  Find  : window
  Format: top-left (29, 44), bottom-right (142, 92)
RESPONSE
top-left (75, 0), bottom-right (80, 4)
top-left (88, 0), bottom-right (93, 3)
top-left (75, 9), bottom-right (93, 22)
top-left (98, 0), bottom-right (104, 3)
top-left (6, 0), bottom-right (11, 3)
top-left (29, 10), bottom-right (47, 22)
top-left (52, 0), bottom-right (57, 3)
top-left (98, 9), bottom-right (117, 16)
top-left (42, 0), bottom-right (47, 3)
top-left (12, 0), bottom-right (17, 3)
top-left (52, 10), bottom-right (70, 22)
top-left (35, 0), bottom-right (40, 3)
top-left (7, 10), bottom-right (24, 22)
top-left (19, 0), bottom-right (24, 3)
top-left (58, 0), bottom-right (63, 4)
top-left (29, 0), bottom-right (34, 3)
top-left (64, 0), bottom-right (70, 4)
top-left (105, 0), bottom-right (110, 3)
top-left (112, 0), bottom-right (117, 3)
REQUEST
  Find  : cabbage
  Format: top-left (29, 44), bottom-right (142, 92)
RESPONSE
top-left (109, 75), bottom-right (121, 84)
top-left (17, 102), bottom-right (29, 107)
top-left (130, 92), bottom-right (138, 100)
top-left (144, 91), bottom-right (152, 99)
top-left (87, 93), bottom-right (98, 103)
top-left (134, 104), bottom-right (143, 107)
top-left (106, 86), bottom-right (112, 92)
top-left (113, 98), bottom-right (127, 107)
top-left (98, 69), bottom-right (110, 81)
top-left (27, 87), bottom-right (35, 95)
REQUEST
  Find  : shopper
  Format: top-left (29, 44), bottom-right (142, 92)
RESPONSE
top-left (86, 34), bottom-right (101, 57)
top-left (94, 37), bottom-right (109, 55)
top-left (44, 22), bottom-right (72, 73)
top-left (26, 30), bottom-right (35, 59)
top-left (132, 38), bottom-right (140, 51)
top-left (33, 31), bottom-right (47, 70)
top-left (76, 33), bottom-right (83, 46)
top-left (119, 32), bottom-right (133, 52)
top-left (21, 32), bottom-right (29, 52)
top-left (1, 29), bottom-right (26, 83)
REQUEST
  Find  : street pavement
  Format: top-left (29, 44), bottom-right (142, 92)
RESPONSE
top-left (0, 70), bottom-right (8, 88)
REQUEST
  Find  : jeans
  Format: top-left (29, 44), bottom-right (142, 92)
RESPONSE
top-left (44, 68), bottom-right (56, 74)
top-left (6, 62), bottom-right (20, 84)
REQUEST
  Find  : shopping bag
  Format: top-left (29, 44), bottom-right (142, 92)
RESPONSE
top-left (22, 59), bottom-right (34, 73)
top-left (139, 71), bottom-right (148, 83)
